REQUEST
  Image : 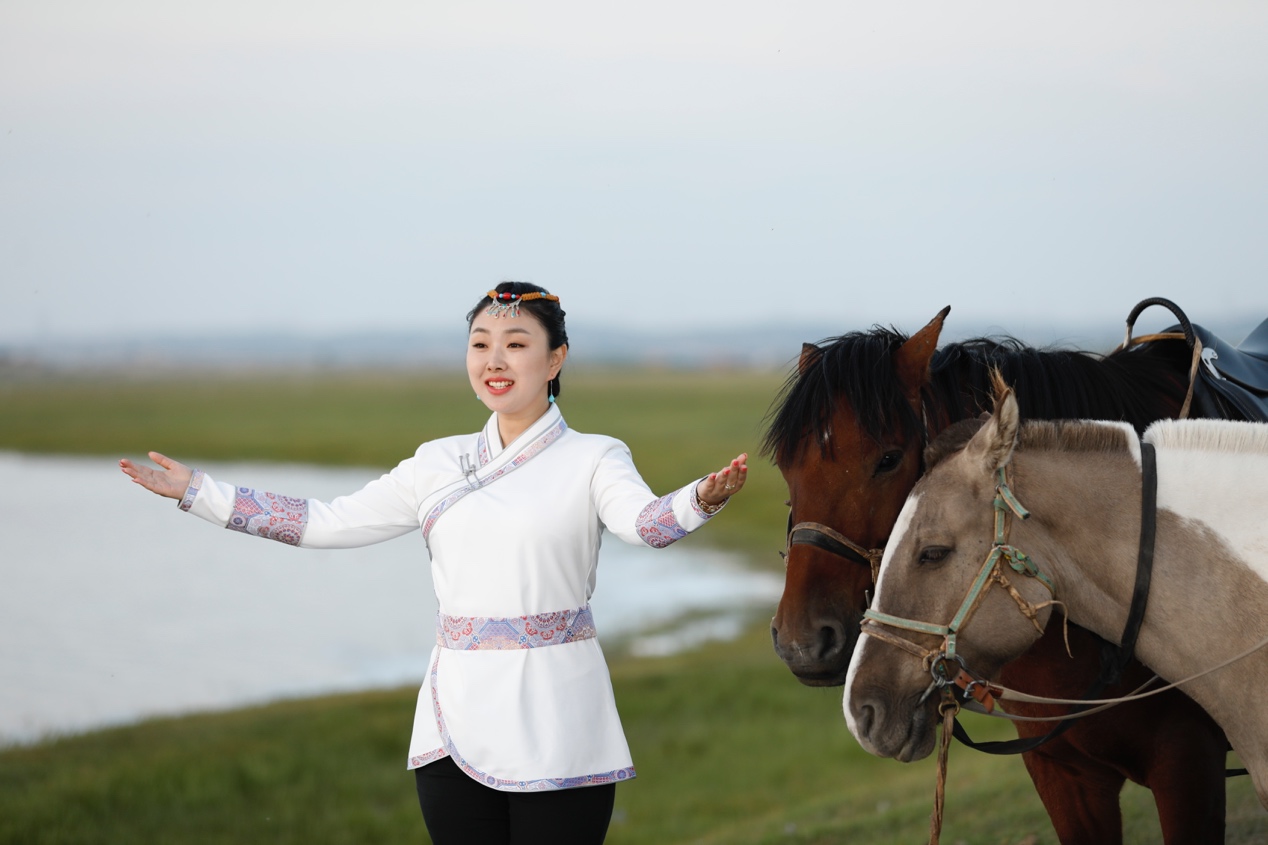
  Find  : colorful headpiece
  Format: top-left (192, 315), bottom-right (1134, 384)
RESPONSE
top-left (484, 289), bottom-right (561, 318)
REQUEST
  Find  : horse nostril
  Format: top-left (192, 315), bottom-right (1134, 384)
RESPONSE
top-left (814, 619), bottom-right (846, 661)
top-left (855, 701), bottom-right (876, 738)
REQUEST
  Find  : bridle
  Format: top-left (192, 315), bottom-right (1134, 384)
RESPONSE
top-left (784, 516), bottom-right (884, 583)
top-left (854, 441), bottom-right (1260, 792)
top-left (856, 463), bottom-right (1059, 845)
top-left (858, 466), bottom-right (1058, 712)
top-left (782, 402), bottom-right (937, 585)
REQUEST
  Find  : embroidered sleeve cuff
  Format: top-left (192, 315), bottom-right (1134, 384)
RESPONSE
top-left (177, 468), bottom-right (206, 512)
top-left (226, 487), bottom-right (309, 546)
top-left (177, 472), bottom-right (307, 547)
top-left (635, 491), bottom-right (690, 548)
top-left (635, 480), bottom-right (723, 548)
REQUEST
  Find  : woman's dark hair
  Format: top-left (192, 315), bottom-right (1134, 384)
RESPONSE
top-left (467, 281), bottom-right (569, 399)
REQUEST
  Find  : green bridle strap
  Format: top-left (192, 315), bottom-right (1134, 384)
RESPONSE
top-left (861, 610), bottom-right (950, 639)
top-left (993, 467), bottom-right (1054, 594)
top-left (995, 470), bottom-right (1030, 522)
top-left (861, 465), bottom-right (1055, 665)
top-left (943, 544), bottom-right (1008, 658)
top-left (1000, 544), bottom-right (1053, 592)
top-left (862, 535), bottom-right (1011, 662)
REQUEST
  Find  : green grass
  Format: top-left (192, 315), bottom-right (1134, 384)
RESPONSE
top-left (3, 368), bottom-right (1265, 843)
top-left (5, 623), bottom-right (1264, 844)
top-left (0, 367), bottom-right (789, 560)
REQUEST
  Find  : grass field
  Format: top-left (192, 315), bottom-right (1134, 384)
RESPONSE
top-left (3, 367), bottom-right (1266, 843)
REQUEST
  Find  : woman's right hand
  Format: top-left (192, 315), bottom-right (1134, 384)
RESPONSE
top-left (119, 451), bottom-right (193, 500)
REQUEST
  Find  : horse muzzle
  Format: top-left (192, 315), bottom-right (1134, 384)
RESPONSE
top-left (770, 613), bottom-right (859, 686)
top-left (845, 683), bottom-right (938, 762)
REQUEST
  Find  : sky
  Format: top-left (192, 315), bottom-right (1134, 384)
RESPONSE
top-left (3, 1), bottom-right (1267, 349)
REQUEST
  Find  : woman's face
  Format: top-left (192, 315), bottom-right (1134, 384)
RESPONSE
top-left (467, 309), bottom-right (566, 423)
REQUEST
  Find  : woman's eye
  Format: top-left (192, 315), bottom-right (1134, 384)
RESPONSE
top-left (874, 450), bottom-right (904, 475)
top-left (919, 546), bottom-right (951, 565)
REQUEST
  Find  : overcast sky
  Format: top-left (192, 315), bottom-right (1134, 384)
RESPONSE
top-left (3, 1), bottom-right (1266, 347)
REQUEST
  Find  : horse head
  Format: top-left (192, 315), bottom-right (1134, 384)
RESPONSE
top-left (766, 307), bottom-right (950, 686)
top-left (845, 387), bottom-right (1056, 761)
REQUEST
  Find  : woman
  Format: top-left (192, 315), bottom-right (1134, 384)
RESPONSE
top-left (120, 282), bottom-right (748, 845)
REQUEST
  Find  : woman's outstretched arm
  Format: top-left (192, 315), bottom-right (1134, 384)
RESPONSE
top-left (119, 451), bottom-right (193, 500)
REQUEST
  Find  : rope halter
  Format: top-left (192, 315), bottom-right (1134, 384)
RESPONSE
top-left (860, 466), bottom-right (1059, 712)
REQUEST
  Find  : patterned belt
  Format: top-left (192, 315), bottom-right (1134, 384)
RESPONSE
top-left (436, 605), bottom-right (597, 651)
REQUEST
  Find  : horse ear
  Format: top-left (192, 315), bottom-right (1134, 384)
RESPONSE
top-left (964, 388), bottom-right (1020, 476)
top-left (798, 343), bottom-right (822, 375)
top-left (894, 306), bottom-right (951, 402)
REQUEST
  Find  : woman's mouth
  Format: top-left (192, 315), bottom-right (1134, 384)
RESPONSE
top-left (485, 379), bottom-right (514, 395)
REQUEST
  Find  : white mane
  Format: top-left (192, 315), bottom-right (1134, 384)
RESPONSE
top-left (1144, 419), bottom-right (1268, 455)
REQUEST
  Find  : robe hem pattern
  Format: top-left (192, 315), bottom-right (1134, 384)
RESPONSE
top-left (408, 651), bottom-right (637, 791)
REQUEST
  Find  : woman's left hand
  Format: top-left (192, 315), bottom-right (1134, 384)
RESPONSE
top-left (696, 453), bottom-right (748, 506)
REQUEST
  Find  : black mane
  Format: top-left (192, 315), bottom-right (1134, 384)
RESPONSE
top-left (761, 326), bottom-right (917, 465)
top-left (761, 327), bottom-right (1194, 466)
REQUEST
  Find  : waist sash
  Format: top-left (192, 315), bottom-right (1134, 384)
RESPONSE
top-left (437, 605), bottom-right (597, 650)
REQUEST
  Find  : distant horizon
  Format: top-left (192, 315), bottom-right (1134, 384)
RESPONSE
top-left (8, 299), bottom-right (1263, 341)
top-left (5, 305), bottom-right (1263, 374)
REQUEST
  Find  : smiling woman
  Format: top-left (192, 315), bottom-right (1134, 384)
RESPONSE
top-left (467, 287), bottom-right (569, 444)
top-left (118, 280), bottom-right (750, 845)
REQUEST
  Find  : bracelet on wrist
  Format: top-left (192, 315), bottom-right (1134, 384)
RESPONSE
top-left (695, 490), bottom-right (726, 515)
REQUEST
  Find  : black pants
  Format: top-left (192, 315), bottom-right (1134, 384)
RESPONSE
top-left (414, 756), bottom-right (616, 845)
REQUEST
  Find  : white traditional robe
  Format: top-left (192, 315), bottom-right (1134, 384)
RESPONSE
top-left (177, 404), bottom-right (722, 790)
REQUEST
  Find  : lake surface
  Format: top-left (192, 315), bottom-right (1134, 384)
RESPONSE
top-left (0, 452), bottom-right (782, 747)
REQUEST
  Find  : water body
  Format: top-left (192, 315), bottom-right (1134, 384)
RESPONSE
top-left (0, 452), bottom-right (782, 747)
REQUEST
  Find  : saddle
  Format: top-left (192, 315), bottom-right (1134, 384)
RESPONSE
top-left (1124, 297), bottom-right (1268, 422)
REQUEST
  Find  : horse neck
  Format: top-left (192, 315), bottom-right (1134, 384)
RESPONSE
top-left (1006, 449), bottom-right (1147, 646)
top-left (1011, 445), bottom-right (1268, 747)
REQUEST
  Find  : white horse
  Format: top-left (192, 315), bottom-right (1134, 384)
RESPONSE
top-left (845, 387), bottom-right (1268, 808)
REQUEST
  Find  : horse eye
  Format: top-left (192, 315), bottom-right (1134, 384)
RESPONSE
top-left (874, 450), bottom-right (904, 476)
top-left (918, 546), bottom-right (952, 565)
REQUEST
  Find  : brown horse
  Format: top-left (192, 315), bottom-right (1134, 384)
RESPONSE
top-left (763, 307), bottom-right (1229, 844)
top-left (847, 390), bottom-right (1268, 808)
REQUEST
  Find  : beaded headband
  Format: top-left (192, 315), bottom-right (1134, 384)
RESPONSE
top-left (484, 289), bottom-right (561, 318)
